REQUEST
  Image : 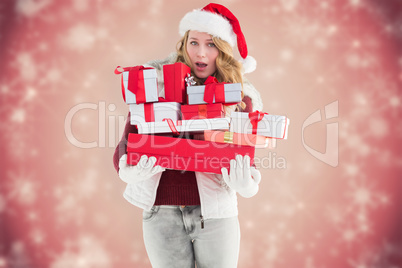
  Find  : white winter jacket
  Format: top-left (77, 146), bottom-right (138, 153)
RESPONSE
top-left (122, 53), bottom-right (263, 220)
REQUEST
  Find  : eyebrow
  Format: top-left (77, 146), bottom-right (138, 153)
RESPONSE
top-left (189, 37), bottom-right (213, 42)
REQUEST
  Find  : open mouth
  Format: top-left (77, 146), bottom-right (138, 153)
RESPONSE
top-left (196, 62), bottom-right (207, 68)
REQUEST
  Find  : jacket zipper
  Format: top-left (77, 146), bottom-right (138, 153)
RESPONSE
top-left (200, 215), bottom-right (204, 229)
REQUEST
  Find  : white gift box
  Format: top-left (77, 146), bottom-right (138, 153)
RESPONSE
top-left (129, 102), bottom-right (181, 125)
top-left (229, 112), bottom-right (290, 139)
top-left (123, 69), bottom-right (158, 104)
top-left (187, 83), bottom-right (242, 105)
top-left (137, 118), bottom-right (230, 134)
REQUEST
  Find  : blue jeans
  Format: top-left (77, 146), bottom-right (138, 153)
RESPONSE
top-left (142, 205), bottom-right (240, 268)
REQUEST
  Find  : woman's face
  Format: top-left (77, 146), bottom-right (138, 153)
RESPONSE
top-left (186, 30), bottom-right (219, 79)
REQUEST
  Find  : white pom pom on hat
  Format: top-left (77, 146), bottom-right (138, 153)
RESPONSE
top-left (179, 3), bottom-right (257, 74)
top-left (240, 55), bottom-right (257, 74)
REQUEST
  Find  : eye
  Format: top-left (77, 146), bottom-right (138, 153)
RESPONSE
top-left (208, 43), bottom-right (216, 47)
top-left (190, 41), bottom-right (198, 46)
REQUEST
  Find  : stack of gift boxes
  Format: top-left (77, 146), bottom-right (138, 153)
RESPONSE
top-left (115, 63), bottom-right (290, 174)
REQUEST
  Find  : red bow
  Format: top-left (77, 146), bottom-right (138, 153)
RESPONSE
top-left (163, 118), bottom-right (180, 135)
top-left (248, 110), bottom-right (267, 135)
top-left (203, 76), bottom-right (226, 104)
top-left (198, 104), bottom-right (207, 118)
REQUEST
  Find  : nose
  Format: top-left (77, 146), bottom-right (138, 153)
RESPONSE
top-left (196, 45), bottom-right (206, 58)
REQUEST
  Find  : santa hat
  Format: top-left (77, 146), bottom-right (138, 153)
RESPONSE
top-left (179, 3), bottom-right (256, 74)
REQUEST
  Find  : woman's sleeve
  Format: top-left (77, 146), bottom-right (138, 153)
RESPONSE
top-left (242, 95), bottom-right (253, 113)
top-left (242, 78), bottom-right (263, 112)
top-left (113, 112), bottom-right (138, 173)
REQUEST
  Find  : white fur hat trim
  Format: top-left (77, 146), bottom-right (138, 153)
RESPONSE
top-left (179, 9), bottom-right (237, 47)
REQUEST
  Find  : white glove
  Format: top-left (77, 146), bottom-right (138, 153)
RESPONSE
top-left (221, 155), bottom-right (261, 198)
top-left (118, 154), bottom-right (165, 184)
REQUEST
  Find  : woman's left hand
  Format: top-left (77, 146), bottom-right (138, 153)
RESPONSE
top-left (221, 155), bottom-right (261, 198)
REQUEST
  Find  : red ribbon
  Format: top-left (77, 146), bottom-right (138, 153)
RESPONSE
top-left (114, 65), bottom-right (152, 103)
top-left (163, 118), bottom-right (179, 135)
top-left (198, 104), bottom-right (207, 118)
top-left (248, 110), bottom-right (267, 135)
top-left (143, 103), bottom-right (155, 122)
top-left (203, 76), bottom-right (226, 104)
top-left (281, 118), bottom-right (288, 139)
top-left (174, 63), bottom-right (180, 99)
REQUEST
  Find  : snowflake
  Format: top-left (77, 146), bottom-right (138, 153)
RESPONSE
top-left (0, 194), bottom-right (6, 213)
top-left (43, 69), bottom-right (62, 84)
top-left (389, 95), bottom-right (401, 107)
top-left (279, 0), bottom-right (299, 12)
top-left (112, 0), bottom-right (139, 11)
top-left (264, 232), bottom-right (282, 264)
top-left (72, 0), bottom-right (89, 12)
top-left (348, 178), bottom-right (390, 211)
top-left (15, 52), bottom-right (38, 81)
top-left (348, 241), bottom-right (402, 268)
top-left (282, 15), bottom-right (321, 44)
top-left (10, 108), bottom-right (26, 123)
top-left (30, 228), bottom-right (46, 245)
top-left (365, 73), bottom-right (399, 99)
top-left (27, 210), bottom-right (40, 221)
top-left (327, 176), bottom-right (392, 249)
top-left (95, 27), bottom-right (109, 40)
top-left (63, 24), bottom-right (97, 52)
top-left (54, 191), bottom-right (85, 225)
top-left (367, 116), bottom-right (389, 139)
top-left (6, 241), bottom-right (31, 268)
top-left (343, 163), bottom-right (362, 177)
top-left (53, 168), bottom-right (100, 226)
top-left (0, 256), bottom-right (7, 268)
top-left (7, 171), bottom-right (37, 206)
top-left (344, 51), bottom-right (379, 69)
top-left (148, 0), bottom-right (163, 15)
top-left (347, 0), bottom-right (366, 8)
top-left (326, 204), bottom-right (348, 225)
top-left (15, 0), bottom-right (52, 17)
top-left (49, 236), bottom-right (111, 268)
top-left (279, 48), bottom-right (294, 62)
top-left (74, 168), bottom-right (99, 198)
top-left (1, 84), bottom-right (10, 95)
top-left (339, 129), bottom-right (371, 158)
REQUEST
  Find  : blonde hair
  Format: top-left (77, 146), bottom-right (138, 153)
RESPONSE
top-left (176, 30), bottom-right (245, 110)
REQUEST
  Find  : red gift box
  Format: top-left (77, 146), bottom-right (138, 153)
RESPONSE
top-left (204, 130), bottom-right (271, 148)
top-left (181, 103), bottom-right (224, 120)
top-left (127, 133), bottom-right (255, 174)
top-left (163, 62), bottom-right (191, 103)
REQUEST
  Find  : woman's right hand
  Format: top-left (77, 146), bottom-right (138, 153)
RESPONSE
top-left (118, 154), bottom-right (165, 184)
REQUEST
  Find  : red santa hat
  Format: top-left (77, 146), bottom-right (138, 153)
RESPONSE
top-left (179, 3), bottom-right (257, 74)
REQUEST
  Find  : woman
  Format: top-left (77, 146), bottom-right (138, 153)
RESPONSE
top-left (113, 3), bottom-right (263, 267)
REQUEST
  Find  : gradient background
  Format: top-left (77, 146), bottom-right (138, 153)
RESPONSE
top-left (1, 0), bottom-right (402, 267)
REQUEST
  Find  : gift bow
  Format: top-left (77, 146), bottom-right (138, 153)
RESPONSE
top-left (115, 65), bottom-right (153, 103)
top-left (163, 118), bottom-right (180, 135)
top-left (248, 110), bottom-right (268, 135)
top-left (198, 104), bottom-right (207, 118)
top-left (203, 76), bottom-right (226, 104)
